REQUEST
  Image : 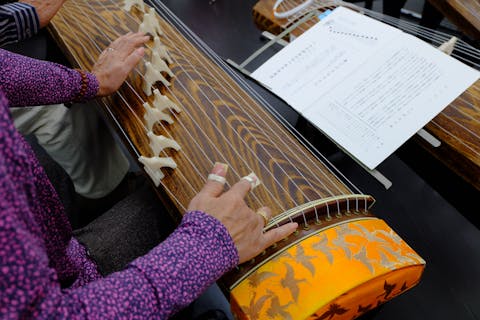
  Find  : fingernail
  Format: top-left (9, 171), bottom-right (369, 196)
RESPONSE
top-left (242, 172), bottom-right (261, 189)
top-left (212, 162), bottom-right (228, 175)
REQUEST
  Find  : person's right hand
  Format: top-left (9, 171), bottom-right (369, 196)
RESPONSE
top-left (92, 32), bottom-right (149, 97)
top-left (187, 163), bottom-right (298, 264)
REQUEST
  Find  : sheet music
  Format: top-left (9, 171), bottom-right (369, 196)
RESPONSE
top-left (251, 7), bottom-right (479, 169)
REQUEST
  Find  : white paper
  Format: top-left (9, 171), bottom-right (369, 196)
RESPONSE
top-left (251, 7), bottom-right (479, 169)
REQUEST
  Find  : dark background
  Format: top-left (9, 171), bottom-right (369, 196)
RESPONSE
top-left (158, 1), bottom-right (480, 319)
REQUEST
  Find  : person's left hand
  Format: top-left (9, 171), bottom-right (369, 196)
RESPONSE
top-left (92, 32), bottom-right (150, 97)
top-left (20, 0), bottom-right (66, 28)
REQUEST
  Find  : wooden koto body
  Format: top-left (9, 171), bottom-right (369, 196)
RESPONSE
top-left (427, 0), bottom-right (480, 40)
top-left (253, 0), bottom-right (480, 191)
top-left (48, 1), bottom-right (424, 319)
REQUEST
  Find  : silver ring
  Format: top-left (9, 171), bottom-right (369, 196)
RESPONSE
top-left (106, 47), bottom-right (115, 52)
top-left (207, 173), bottom-right (226, 184)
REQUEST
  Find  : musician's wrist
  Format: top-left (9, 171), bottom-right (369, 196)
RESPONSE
top-left (92, 72), bottom-right (108, 97)
top-left (73, 69), bottom-right (99, 102)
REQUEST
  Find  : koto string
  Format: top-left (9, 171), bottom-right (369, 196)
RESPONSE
top-left (282, 2), bottom-right (427, 47)
top-left (192, 31), bottom-right (366, 197)
top-left (456, 0), bottom-right (479, 15)
top-left (56, 6), bottom-right (205, 194)
top-left (456, 95), bottom-right (480, 127)
top-left (273, 0), bottom-right (315, 18)
top-left (63, 3), bottom-right (270, 211)
top-left (356, 6), bottom-right (480, 150)
top-left (429, 119), bottom-right (480, 156)
top-left (91, 0), bottom-right (342, 215)
top-left (175, 0), bottom-right (364, 197)
top-left (276, 0), bottom-right (480, 159)
top-left (148, 1), bottom-right (365, 216)
top-left (429, 112), bottom-right (480, 157)
top-left (118, 3), bottom-right (318, 207)
top-left (270, 0), bottom-right (480, 177)
top-left (434, 114), bottom-right (480, 151)
top-left (71, 1), bottom-right (293, 215)
top-left (371, 14), bottom-right (480, 66)
top-left (55, 11), bottom-right (206, 212)
top-left (283, 0), bottom-right (480, 63)
top-left (453, 94), bottom-right (480, 123)
top-left (148, 1), bottom-right (376, 216)
top-left (280, 0), bottom-right (479, 56)
top-left (152, 0), bottom-right (362, 198)
top-left (52, 14), bottom-right (189, 212)
top-left (54, 16), bottom-right (199, 211)
top-left (95, 7), bottom-right (297, 213)
top-left (152, 1), bottom-right (357, 200)
top-left (67, 0), bottom-right (238, 187)
top-left (435, 101), bottom-right (480, 143)
top-left (57, 0), bottom-right (374, 218)
top-left (146, 6), bottom-right (336, 214)
top-left (114, 0), bottom-right (358, 218)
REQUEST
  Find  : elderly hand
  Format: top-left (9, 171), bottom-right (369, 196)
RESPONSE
top-left (20, 0), bottom-right (66, 28)
top-left (92, 32), bottom-right (150, 97)
top-left (187, 163), bottom-right (298, 264)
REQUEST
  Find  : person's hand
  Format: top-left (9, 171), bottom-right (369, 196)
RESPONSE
top-left (20, 0), bottom-right (66, 28)
top-left (187, 163), bottom-right (298, 264)
top-left (92, 32), bottom-right (149, 97)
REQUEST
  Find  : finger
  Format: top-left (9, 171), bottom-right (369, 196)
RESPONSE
top-left (256, 207), bottom-right (272, 227)
top-left (110, 33), bottom-right (148, 54)
top-left (261, 222), bottom-right (298, 248)
top-left (123, 47), bottom-right (146, 72)
top-left (108, 34), bottom-right (125, 50)
top-left (241, 172), bottom-right (261, 190)
top-left (125, 32), bottom-right (150, 49)
top-left (228, 172), bottom-right (260, 199)
top-left (121, 44), bottom-right (147, 61)
top-left (199, 162), bottom-right (229, 197)
top-left (98, 49), bottom-right (108, 60)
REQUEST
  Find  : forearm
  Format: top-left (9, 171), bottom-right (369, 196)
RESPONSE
top-left (0, 2), bottom-right (39, 46)
top-left (130, 210), bottom-right (239, 318)
top-left (70, 211), bottom-right (237, 318)
top-left (2, 209), bottom-right (237, 319)
top-left (0, 48), bottom-right (98, 107)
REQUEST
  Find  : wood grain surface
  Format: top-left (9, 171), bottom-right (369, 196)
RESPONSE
top-left (427, 0), bottom-right (480, 40)
top-left (48, 0), bottom-right (372, 230)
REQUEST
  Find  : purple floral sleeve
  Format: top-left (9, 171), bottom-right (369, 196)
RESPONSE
top-left (0, 48), bottom-right (98, 107)
top-left (0, 48), bottom-right (239, 318)
top-left (131, 211), bottom-right (239, 318)
top-left (1, 202), bottom-right (237, 319)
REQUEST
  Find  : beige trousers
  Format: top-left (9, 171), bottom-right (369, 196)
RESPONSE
top-left (10, 102), bottom-right (130, 199)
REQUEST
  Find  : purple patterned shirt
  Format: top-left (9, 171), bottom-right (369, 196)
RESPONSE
top-left (0, 48), bottom-right (238, 319)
